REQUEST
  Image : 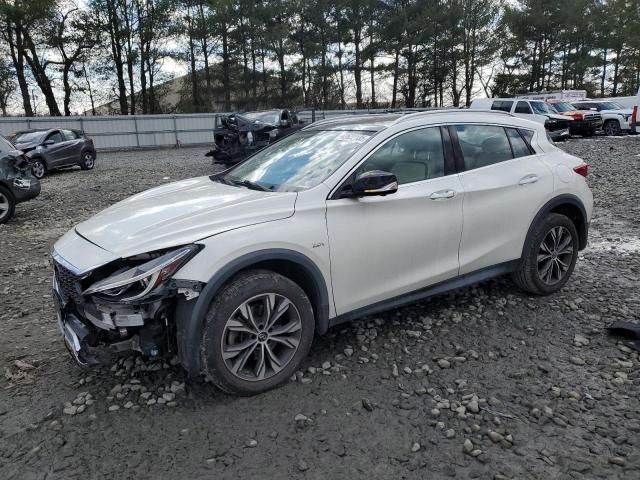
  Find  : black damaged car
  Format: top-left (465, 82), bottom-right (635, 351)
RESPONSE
top-left (206, 109), bottom-right (304, 164)
top-left (0, 136), bottom-right (41, 224)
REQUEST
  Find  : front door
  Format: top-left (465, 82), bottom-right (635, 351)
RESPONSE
top-left (326, 126), bottom-right (464, 315)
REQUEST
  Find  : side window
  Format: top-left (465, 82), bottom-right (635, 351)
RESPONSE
top-left (453, 125), bottom-right (513, 170)
top-left (357, 127), bottom-right (445, 185)
top-left (518, 128), bottom-right (535, 146)
top-left (506, 128), bottom-right (533, 158)
top-left (62, 129), bottom-right (77, 141)
top-left (491, 100), bottom-right (513, 112)
top-left (515, 101), bottom-right (533, 114)
top-left (47, 132), bottom-right (63, 144)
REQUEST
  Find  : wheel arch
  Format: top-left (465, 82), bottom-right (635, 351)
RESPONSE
top-left (522, 194), bottom-right (588, 258)
top-left (175, 248), bottom-right (331, 376)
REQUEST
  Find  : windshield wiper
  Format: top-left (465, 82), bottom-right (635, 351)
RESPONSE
top-left (225, 177), bottom-right (270, 191)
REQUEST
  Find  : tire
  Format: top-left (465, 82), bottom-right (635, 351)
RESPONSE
top-left (512, 213), bottom-right (579, 295)
top-left (80, 151), bottom-right (95, 170)
top-left (201, 270), bottom-right (315, 396)
top-left (0, 185), bottom-right (16, 224)
top-left (31, 158), bottom-right (46, 179)
top-left (603, 119), bottom-right (621, 136)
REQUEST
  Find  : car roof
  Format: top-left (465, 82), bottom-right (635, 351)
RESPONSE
top-left (304, 110), bottom-right (540, 132)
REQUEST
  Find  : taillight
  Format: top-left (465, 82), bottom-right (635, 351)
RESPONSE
top-left (572, 113), bottom-right (583, 120)
top-left (573, 163), bottom-right (589, 177)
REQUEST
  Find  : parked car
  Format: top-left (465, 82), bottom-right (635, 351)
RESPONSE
top-left (205, 109), bottom-right (304, 164)
top-left (470, 98), bottom-right (573, 141)
top-left (546, 100), bottom-right (602, 136)
top-left (52, 110), bottom-right (592, 395)
top-left (0, 136), bottom-right (41, 224)
top-left (570, 100), bottom-right (634, 136)
top-left (9, 128), bottom-right (96, 179)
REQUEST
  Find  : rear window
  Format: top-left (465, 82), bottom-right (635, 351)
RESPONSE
top-left (491, 101), bottom-right (513, 112)
top-left (454, 125), bottom-right (513, 170)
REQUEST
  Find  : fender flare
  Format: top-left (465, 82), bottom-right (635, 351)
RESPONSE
top-left (175, 248), bottom-right (331, 376)
top-left (521, 194), bottom-right (588, 259)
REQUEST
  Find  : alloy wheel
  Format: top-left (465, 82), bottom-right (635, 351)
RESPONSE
top-left (32, 161), bottom-right (45, 178)
top-left (220, 293), bottom-right (302, 382)
top-left (83, 152), bottom-right (94, 169)
top-left (0, 192), bottom-right (9, 221)
top-left (537, 226), bottom-right (574, 285)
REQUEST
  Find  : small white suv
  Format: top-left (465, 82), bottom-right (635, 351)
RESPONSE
top-left (52, 111), bottom-right (593, 395)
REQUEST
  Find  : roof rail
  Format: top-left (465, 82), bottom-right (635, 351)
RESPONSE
top-left (392, 109), bottom-right (514, 125)
top-left (303, 113), bottom-right (398, 129)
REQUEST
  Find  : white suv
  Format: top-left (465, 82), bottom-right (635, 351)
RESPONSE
top-left (52, 111), bottom-right (593, 395)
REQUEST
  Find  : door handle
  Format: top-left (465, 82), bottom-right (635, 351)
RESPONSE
top-left (518, 174), bottom-right (538, 185)
top-left (430, 189), bottom-right (456, 200)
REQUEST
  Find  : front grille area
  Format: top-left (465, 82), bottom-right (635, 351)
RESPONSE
top-left (548, 119), bottom-right (571, 131)
top-left (584, 113), bottom-right (602, 122)
top-left (54, 262), bottom-right (85, 304)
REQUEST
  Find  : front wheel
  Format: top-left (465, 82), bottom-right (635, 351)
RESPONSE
top-left (31, 159), bottom-right (46, 179)
top-left (201, 270), bottom-right (315, 395)
top-left (512, 213), bottom-right (579, 295)
top-left (603, 119), bottom-right (621, 136)
top-left (80, 151), bottom-right (95, 170)
top-left (0, 186), bottom-right (16, 224)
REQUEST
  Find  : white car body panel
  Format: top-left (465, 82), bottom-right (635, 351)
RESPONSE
top-left (74, 176), bottom-right (297, 257)
top-left (457, 152), bottom-right (555, 274)
top-left (326, 174), bottom-right (464, 314)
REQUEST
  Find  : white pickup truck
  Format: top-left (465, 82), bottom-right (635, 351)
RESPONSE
top-left (470, 98), bottom-right (572, 141)
top-left (570, 100), bottom-right (634, 136)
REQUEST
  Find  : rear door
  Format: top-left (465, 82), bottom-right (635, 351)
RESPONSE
top-left (451, 124), bottom-right (554, 275)
top-left (58, 130), bottom-right (84, 165)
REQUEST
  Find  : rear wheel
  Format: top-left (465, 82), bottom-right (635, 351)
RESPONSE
top-left (80, 151), bottom-right (95, 170)
top-left (603, 119), bottom-right (621, 136)
top-left (0, 186), bottom-right (16, 224)
top-left (201, 270), bottom-right (315, 395)
top-left (512, 213), bottom-right (579, 295)
top-left (31, 159), bottom-right (46, 179)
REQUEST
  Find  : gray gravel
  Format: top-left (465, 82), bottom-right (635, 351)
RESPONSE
top-left (0, 137), bottom-right (639, 479)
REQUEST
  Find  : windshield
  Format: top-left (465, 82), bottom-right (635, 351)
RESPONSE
top-left (597, 101), bottom-right (624, 110)
top-left (551, 102), bottom-right (574, 112)
top-left (220, 130), bottom-right (373, 192)
top-left (0, 136), bottom-right (15, 152)
top-left (241, 111), bottom-right (281, 125)
top-left (12, 131), bottom-right (45, 144)
top-left (530, 101), bottom-right (556, 114)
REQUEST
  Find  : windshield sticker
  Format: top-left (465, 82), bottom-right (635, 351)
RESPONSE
top-left (335, 133), bottom-right (370, 143)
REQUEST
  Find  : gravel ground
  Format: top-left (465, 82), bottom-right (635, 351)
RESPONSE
top-left (0, 137), bottom-right (639, 479)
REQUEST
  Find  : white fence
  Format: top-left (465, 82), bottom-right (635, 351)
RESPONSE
top-left (0, 109), bottom-right (432, 150)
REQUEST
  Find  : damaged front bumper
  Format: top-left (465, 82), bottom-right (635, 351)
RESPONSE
top-left (52, 252), bottom-right (203, 367)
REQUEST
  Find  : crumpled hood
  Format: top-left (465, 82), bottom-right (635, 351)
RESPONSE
top-left (14, 141), bottom-right (37, 153)
top-left (546, 113), bottom-right (572, 121)
top-left (75, 176), bottom-right (296, 257)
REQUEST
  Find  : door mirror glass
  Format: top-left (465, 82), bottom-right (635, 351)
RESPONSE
top-left (43, 139), bottom-right (55, 146)
top-left (350, 170), bottom-right (398, 197)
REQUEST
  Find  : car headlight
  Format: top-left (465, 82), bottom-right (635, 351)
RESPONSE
top-left (83, 245), bottom-right (199, 302)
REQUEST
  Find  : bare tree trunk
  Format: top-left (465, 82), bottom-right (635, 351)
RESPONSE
top-left (5, 27), bottom-right (33, 116)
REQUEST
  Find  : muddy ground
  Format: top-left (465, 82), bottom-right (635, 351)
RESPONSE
top-left (0, 137), bottom-right (639, 479)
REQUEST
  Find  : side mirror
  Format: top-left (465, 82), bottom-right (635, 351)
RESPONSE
top-left (349, 170), bottom-right (398, 197)
top-left (43, 139), bottom-right (55, 146)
